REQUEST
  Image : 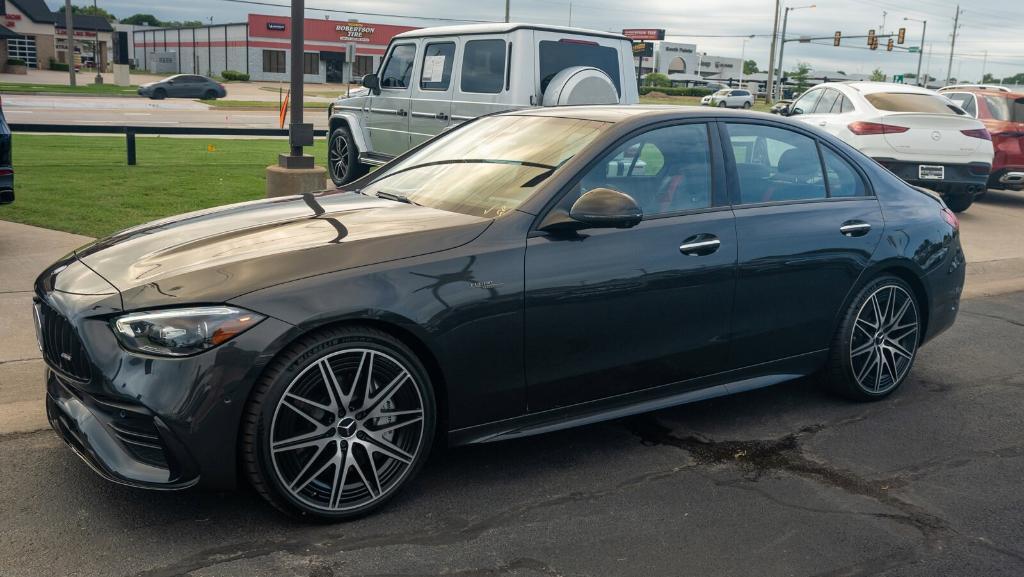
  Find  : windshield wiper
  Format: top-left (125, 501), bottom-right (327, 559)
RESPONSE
top-left (375, 190), bottom-right (420, 206)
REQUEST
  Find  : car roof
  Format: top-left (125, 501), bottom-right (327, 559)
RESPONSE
top-left (500, 105), bottom-right (773, 123)
top-left (940, 87), bottom-right (1024, 98)
top-left (939, 84), bottom-right (1011, 93)
top-left (817, 81), bottom-right (936, 96)
top-left (393, 22), bottom-right (628, 41)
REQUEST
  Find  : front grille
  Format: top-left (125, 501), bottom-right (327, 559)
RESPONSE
top-left (91, 395), bottom-right (170, 470)
top-left (37, 300), bottom-right (92, 382)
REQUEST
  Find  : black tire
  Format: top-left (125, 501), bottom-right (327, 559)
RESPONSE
top-left (242, 326), bottom-right (436, 521)
top-left (823, 275), bottom-right (921, 401)
top-left (328, 126), bottom-right (369, 186)
top-left (718, 100), bottom-right (728, 108)
top-left (152, 88), bottom-right (167, 100)
top-left (203, 89), bottom-right (217, 100)
top-left (945, 194), bottom-right (973, 213)
top-left (743, 101), bottom-right (752, 109)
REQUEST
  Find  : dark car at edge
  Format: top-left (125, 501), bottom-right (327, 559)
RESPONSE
top-left (36, 106), bottom-right (965, 521)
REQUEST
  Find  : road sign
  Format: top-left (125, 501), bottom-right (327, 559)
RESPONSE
top-left (622, 28), bottom-right (665, 41)
top-left (908, 46), bottom-right (920, 53)
top-left (834, 31), bottom-right (841, 46)
top-left (632, 41), bottom-right (653, 57)
top-left (893, 74), bottom-right (904, 84)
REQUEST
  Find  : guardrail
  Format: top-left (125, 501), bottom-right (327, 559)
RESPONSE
top-left (10, 124), bottom-right (328, 166)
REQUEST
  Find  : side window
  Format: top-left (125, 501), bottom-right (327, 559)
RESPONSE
top-left (833, 94), bottom-right (853, 113)
top-left (577, 124), bottom-right (713, 217)
top-left (791, 89), bottom-right (822, 115)
top-left (461, 39), bottom-right (506, 94)
top-left (815, 89), bottom-right (841, 114)
top-left (945, 93), bottom-right (977, 117)
top-left (725, 123), bottom-right (827, 204)
top-left (420, 42), bottom-right (455, 91)
top-left (380, 44), bottom-right (417, 89)
top-left (821, 147), bottom-right (867, 197)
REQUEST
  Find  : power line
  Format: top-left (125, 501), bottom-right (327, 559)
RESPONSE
top-left (216, 0), bottom-right (499, 23)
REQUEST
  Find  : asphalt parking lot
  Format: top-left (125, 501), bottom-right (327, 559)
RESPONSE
top-left (2, 191), bottom-right (1024, 577)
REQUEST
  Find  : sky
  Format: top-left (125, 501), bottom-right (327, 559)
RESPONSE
top-left (91, 0), bottom-right (1024, 82)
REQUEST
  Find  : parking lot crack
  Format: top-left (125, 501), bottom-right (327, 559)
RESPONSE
top-left (960, 310), bottom-right (1024, 329)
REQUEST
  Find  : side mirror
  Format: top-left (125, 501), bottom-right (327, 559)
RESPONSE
top-left (786, 106), bottom-right (801, 117)
top-left (362, 73), bottom-right (380, 95)
top-left (569, 188), bottom-right (643, 229)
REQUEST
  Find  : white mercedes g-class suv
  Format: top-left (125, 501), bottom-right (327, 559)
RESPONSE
top-left (327, 23), bottom-right (639, 185)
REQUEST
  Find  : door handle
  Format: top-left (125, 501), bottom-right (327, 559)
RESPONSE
top-left (679, 235), bottom-right (721, 256)
top-left (818, 121), bottom-right (827, 127)
top-left (397, 109), bottom-right (408, 117)
top-left (839, 221), bottom-right (872, 237)
top-left (436, 111), bottom-right (449, 121)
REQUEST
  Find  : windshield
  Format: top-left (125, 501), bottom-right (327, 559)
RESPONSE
top-left (865, 92), bottom-right (963, 115)
top-left (714, 89), bottom-right (730, 95)
top-left (982, 95), bottom-right (1024, 123)
top-left (362, 115), bottom-right (609, 218)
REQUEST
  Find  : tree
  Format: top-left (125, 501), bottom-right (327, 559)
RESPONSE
top-left (120, 13), bottom-right (161, 26)
top-left (56, 4), bottom-right (116, 22)
top-left (643, 72), bottom-right (672, 87)
top-left (836, 70), bottom-right (846, 75)
top-left (743, 60), bottom-right (759, 75)
top-left (789, 62), bottom-right (812, 92)
top-left (1005, 72), bottom-right (1024, 85)
top-left (869, 68), bottom-right (886, 82)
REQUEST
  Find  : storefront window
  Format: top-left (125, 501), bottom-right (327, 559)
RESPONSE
top-left (263, 50), bottom-right (286, 74)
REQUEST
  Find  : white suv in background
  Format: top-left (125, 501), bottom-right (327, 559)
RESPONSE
top-left (785, 82), bottom-right (993, 212)
top-left (703, 88), bottom-right (755, 109)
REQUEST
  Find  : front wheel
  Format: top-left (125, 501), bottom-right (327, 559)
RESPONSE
top-left (151, 88), bottom-right (166, 100)
top-left (718, 101), bottom-right (728, 108)
top-left (242, 326), bottom-right (436, 521)
top-left (328, 126), bottom-right (369, 186)
top-left (823, 276), bottom-right (921, 401)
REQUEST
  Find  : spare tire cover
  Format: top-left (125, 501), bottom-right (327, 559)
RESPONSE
top-left (542, 66), bottom-right (619, 107)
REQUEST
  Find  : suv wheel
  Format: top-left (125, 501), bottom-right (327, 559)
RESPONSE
top-left (329, 126), bottom-right (368, 186)
top-left (944, 193), bottom-right (973, 213)
top-left (242, 326), bottom-right (436, 521)
top-left (823, 276), bottom-right (921, 401)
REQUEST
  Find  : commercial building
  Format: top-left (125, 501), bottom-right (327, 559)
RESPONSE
top-left (1, 0), bottom-right (113, 70)
top-left (699, 54), bottom-right (743, 80)
top-left (133, 14), bottom-right (416, 83)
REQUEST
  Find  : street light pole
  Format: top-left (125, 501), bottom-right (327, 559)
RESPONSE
top-left (739, 34), bottom-right (753, 87)
top-left (504, 0), bottom-right (510, 23)
top-left (945, 4), bottom-right (962, 85)
top-left (93, 0), bottom-right (103, 84)
top-left (64, 0), bottom-right (75, 87)
top-left (904, 17), bottom-right (927, 87)
top-left (766, 0), bottom-right (781, 103)
top-left (775, 4), bottom-right (815, 101)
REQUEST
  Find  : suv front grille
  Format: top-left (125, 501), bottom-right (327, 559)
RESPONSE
top-left (36, 300), bottom-right (93, 382)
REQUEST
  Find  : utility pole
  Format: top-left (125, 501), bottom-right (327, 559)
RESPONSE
top-left (568, 1), bottom-right (572, 26)
top-left (504, 0), bottom-right (510, 23)
top-left (981, 50), bottom-right (987, 82)
top-left (739, 35), bottom-right (753, 87)
top-left (766, 0), bottom-right (781, 103)
top-left (775, 4), bottom-right (815, 101)
top-left (945, 5), bottom-right (962, 85)
top-left (904, 17), bottom-right (926, 87)
top-left (93, 0), bottom-right (103, 84)
top-left (64, 0), bottom-right (75, 87)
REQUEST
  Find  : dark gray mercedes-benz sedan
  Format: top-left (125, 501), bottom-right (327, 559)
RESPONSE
top-left (37, 106), bottom-right (965, 521)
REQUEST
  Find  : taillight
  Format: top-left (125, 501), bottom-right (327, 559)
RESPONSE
top-left (941, 207), bottom-right (959, 231)
top-left (960, 128), bottom-right (991, 140)
top-left (558, 38), bottom-right (599, 46)
top-left (0, 169), bottom-right (12, 176)
top-left (847, 121), bottom-right (910, 135)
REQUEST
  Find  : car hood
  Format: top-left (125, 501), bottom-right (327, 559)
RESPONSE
top-left (75, 192), bottom-right (491, 309)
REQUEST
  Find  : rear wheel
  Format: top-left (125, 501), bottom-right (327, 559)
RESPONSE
top-left (202, 89), bottom-right (217, 100)
top-left (242, 326), bottom-right (436, 521)
top-left (328, 126), bottom-right (369, 186)
top-left (823, 276), bottom-right (921, 401)
top-left (944, 193), bottom-right (973, 213)
top-left (742, 101), bottom-right (752, 109)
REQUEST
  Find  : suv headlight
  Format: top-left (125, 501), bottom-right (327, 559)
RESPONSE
top-left (112, 306), bottom-right (265, 357)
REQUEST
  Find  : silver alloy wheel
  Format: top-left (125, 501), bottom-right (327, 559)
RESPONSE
top-left (850, 285), bottom-right (920, 394)
top-left (329, 133), bottom-right (350, 182)
top-left (269, 348), bottom-right (425, 512)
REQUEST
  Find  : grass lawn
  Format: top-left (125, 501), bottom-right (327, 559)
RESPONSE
top-left (204, 99), bottom-right (331, 109)
top-left (0, 134), bottom-right (327, 238)
top-left (0, 82), bottom-right (139, 96)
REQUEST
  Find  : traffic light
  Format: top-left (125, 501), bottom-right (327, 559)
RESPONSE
top-left (897, 27), bottom-right (906, 44)
top-left (834, 31), bottom-right (841, 46)
top-left (887, 38), bottom-right (894, 51)
top-left (867, 28), bottom-right (876, 47)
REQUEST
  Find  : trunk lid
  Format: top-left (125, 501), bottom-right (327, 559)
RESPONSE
top-left (879, 113), bottom-right (989, 157)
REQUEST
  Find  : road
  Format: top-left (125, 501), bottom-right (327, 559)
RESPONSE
top-left (3, 95), bottom-right (330, 130)
top-left (1, 190), bottom-right (1023, 577)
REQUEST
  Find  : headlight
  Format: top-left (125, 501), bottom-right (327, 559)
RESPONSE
top-left (112, 306), bottom-right (265, 357)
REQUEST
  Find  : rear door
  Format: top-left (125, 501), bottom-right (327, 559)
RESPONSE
top-left (534, 31), bottom-right (625, 104)
top-left (367, 42), bottom-right (417, 157)
top-left (409, 38), bottom-right (457, 147)
top-left (721, 120), bottom-right (884, 368)
top-left (451, 36), bottom-right (511, 126)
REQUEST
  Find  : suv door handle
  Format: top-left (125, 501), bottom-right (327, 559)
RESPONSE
top-left (397, 109), bottom-right (408, 117)
top-left (840, 221), bottom-right (872, 237)
top-left (436, 112), bottom-right (449, 121)
top-left (679, 234), bottom-right (721, 256)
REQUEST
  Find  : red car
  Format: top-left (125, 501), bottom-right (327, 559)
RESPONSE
top-left (941, 88), bottom-right (1024, 191)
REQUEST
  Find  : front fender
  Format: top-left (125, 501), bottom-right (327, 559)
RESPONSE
top-left (329, 107), bottom-right (370, 154)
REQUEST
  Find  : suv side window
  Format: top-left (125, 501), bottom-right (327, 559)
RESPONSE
top-left (725, 123), bottom-right (827, 204)
top-left (577, 123), bottom-right (713, 217)
top-left (380, 44), bottom-right (417, 89)
top-left (791, 89), bottom-right (822, 115)
top-left (461, 39), bottom-right (506, 94)
top-left (420, 42), bottom-right (455, 91)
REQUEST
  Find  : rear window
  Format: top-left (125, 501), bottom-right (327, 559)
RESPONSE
top-left (539, 40), bottom-right (621, 96)
top-left (865, 92), bottom-right (962, 114)
top-left (982, 95), bottom-right (1024, 123)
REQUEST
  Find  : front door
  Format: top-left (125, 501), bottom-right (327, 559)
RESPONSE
top-left (524, 122), bottom-right (737, 411)
top-left (367, 42), bottom-right (417, 157)
top-left (408, 39), bottom-right (457, 148)
top-left (720, 120), bottom-right (885, 368)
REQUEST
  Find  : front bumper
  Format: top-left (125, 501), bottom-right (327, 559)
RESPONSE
top-left (874, 158), bottom-right (990, 195)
